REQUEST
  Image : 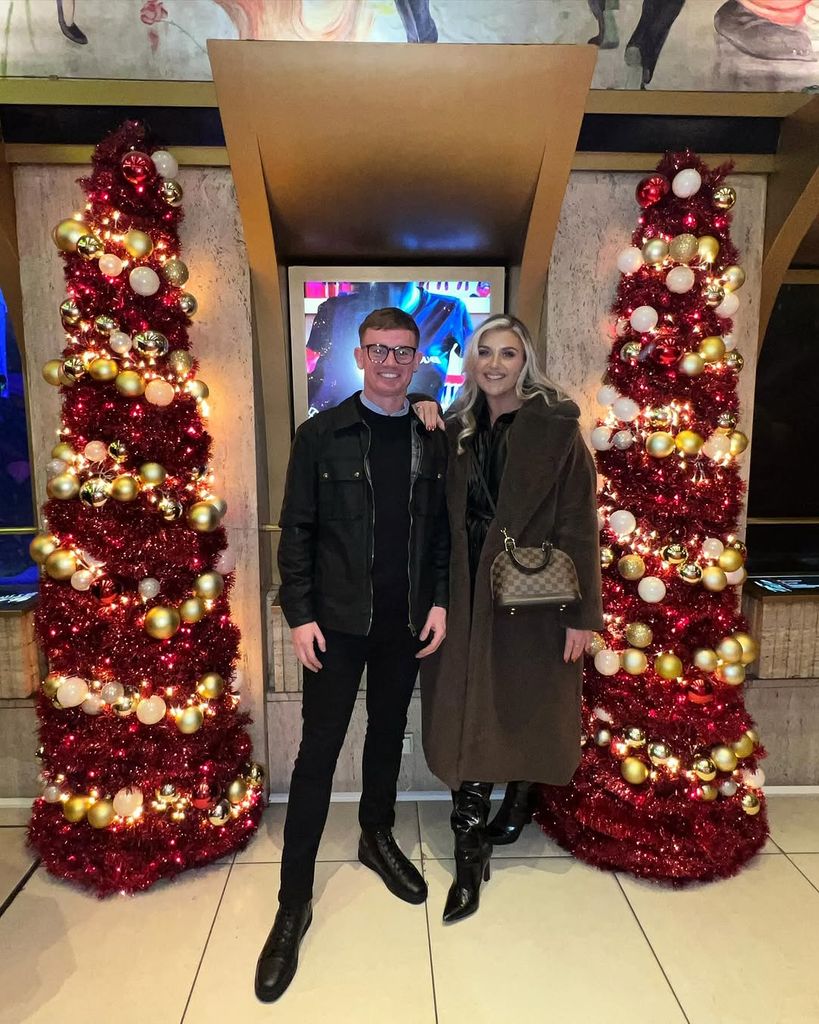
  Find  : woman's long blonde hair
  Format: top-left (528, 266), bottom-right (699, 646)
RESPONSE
top-left (448, 314), bottom-right (563, 453)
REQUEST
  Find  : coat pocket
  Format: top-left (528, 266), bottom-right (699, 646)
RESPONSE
top-left (412, 461), bottom-right (446, 516)
top-left (318, 458), bottom-right (366, 520)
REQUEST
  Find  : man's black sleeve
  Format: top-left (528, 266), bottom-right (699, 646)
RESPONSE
top-left (431, 437), bottom-right (450, 610)
top-left (277, 424), bottom-right (319, 628)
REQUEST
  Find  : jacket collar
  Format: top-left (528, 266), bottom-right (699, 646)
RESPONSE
top-left (330, 391), bottom-right (429, 434)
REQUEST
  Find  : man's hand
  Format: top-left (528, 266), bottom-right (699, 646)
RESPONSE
top-left (563, 627), bottom-right (593, 664)
top-left (291, 621), bottom-right (326, 673)
top-left (412, 400), bottom-right (445, 432)
top-left (416, 606), bottom-right (447, 658)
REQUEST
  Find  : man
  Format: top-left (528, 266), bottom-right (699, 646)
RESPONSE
top-left (255, 307), bottom-right (450, 1003)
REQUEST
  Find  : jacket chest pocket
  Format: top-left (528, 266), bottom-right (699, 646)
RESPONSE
top-left (412, 461), bottom-right (446, 516)
top-left (318, 459), bottom-right (366, 520)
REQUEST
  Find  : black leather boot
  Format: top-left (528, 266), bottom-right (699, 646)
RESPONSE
top-left (358, 829), bottom-right (428, 904)
top-left (443, 781), bottom-right (493, 924)
top-left (254, 901), bottom-right (312, 1003)
top-left (624, 0), bottom-right (685, 87)
top-left (486, 781), bottom-right (535, 846)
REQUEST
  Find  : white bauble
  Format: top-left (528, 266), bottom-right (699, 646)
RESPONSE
top-left (616, 247), bottom-right (644, 274)
top-left (591, 427), bottom-right (613, 451)
top-left (718, 779), bottom-right (738, 797)
top-left (46, 459), bottom-right (67, 477)
top-left (151, 150), bottom-right (179, 178)
top-left (136, 695), bottom-right (167, 725)
top-left (612, 396), bottom-right (640, 422)
top-left (99, 253), bottom-right (124, 277)
top-left (702, 537), bottom-right (725, 559)
top-left (597, 385), bottom-right (619, 406)
top-left (703, 434), bottom-right (731, 460)
top-left (216, 547), bottom-right (237, 574)
top-left (144, 379), bottom-right (175, 406)
top-left (715, 291), bottom-right (739, 318)
top-left (100, 681), bottom-right (124, 704)
top-left (612, 430), bottom-right (634, 450)
top-left (671, 168), bottom-right (702, 198)
top-left (638, 576), bottom-right (667, 603)
top-left (741, 768), bottom-right (765, 789)
top-left (629, 305), bottom-right (658, 333)
top-left (592, 705), bottom-right (614, 723)
top-left (594, 649), bottom-right (621, 676)
top-left (43, 784), bottom-right (64, 803)
top-left (138, 577), bottom-right (161, 601)
top-left (129, 266), bottom-right (161, 296)
top-left (665, 266), bottom-right (695, 294)
top-left (56, 676), bottom-right (89, 708)
top-left (82, 693), bottom-right (104, 716)
top-left (609, 510), bottom-right (637, 536)
top-left (109, 331), bottom-right (132, 355)
top-left (70, 570), bottom-right (94, 591)
top-left (83, 441), bottom-right (108, 462)
top-left (723, 333), bottom-right (736, 352)
top-left (113, 787), bottom-right (143, 817)
top-left (726, 567), bottom-right (747, 586)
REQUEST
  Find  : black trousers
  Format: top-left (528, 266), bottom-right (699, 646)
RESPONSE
top-left (278, 613), bottom-right (421, 904)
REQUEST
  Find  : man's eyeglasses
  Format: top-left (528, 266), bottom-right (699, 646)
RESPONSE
top-left (362, 344), bottom-right (417, 365)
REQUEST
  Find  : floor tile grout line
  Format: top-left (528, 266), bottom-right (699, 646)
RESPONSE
top-left (0, 858), bottom-right (40, 919)
top-left (179, 855), bottom-right (236, 1024)
top-left (613, 874), bottom-right (692, 1024)
top-left (418, 801), bottom-right (440, 1024)
top-left (783, 852), bottom-right (819, 896)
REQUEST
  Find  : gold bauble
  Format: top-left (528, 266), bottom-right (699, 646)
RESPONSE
top-left (718, 548), bottom-right (744, 573)
top-left (107, 440), bottom-right (128, 463)
top-left (115, 370), bottom-right (145, 397)
top-left (732, 734), bottom-right (755, 759)
top-left (145, 605), bottom-right (181, 640)
top-left (113, 692), bottom-right (138, 717)
top-left (123, 229), bottom-right (153, 258)
top-left (697, 235), bottom-right (720, 263)
top-left (193, 571), bottom-right (224, 601)
top-left (88, 358), bottom-right (118, 382)
top-left (162, 258), bottom-right (189, 286)
top-left (187, 501), bottom-right (220, 533)
top-left (733, 632), bottom-right (759, 666)
top-left (724, 351), bottom-right (745, 373)
top-left (94, 314), bottom-right (119, 335)
top-left (110, 474), bottom-right (140, 502)
top-left (676, 430), bottom-right (704, 455)
top-left (157, 496), bottom-right (183, 521)
top-left (746, 727), bottom-right (760, 746)
top-left (622, 649), bottom-right (648, 675)
top-left (711, 745), bottom-right (739, 773)
top-left (227, 778), bottom-right (248, 805)
top-left (717, 662), bottom-right (746, 686)
top-left (139, 462), bottom-right (167, 486)
top-left (42, 673), bottom-right (62, 699)
top-left (79, 477), bottom-right (111, 508)
top-left (679, 352), bottom-right (705, 377)
top-left (625, 726), bottom-right (646, 747)
top-left (588, 632), bottom-right (607, 657)
top-left (693, 756), bottom-right (717, 781)
top-left (156, 782), bottom-right (177, 805)
top-left (178, 292), bottom-right (198, 316)
top-left (620, 341), bottom-right (642, 362)
top-left (208, 497), bottom-right (228, 518)
top-left (60, 298), bottom-right (82, 325)
top-left (693, 648), bottom-right (719, 672)
top-left (87, 799), bottom-right (115, 829)
top-left (646, 431), bottom-right (675, 458)
top-left (698, 336), bottom-right (726, 363)
top-left (729, 431), bottom-right (749, 456)
top-left (30, 533), bottom-right (60, 564)
top-left (186, 379), bottom-right (209, 400)
top-left (700, 783), bottom-right (719, 802)
top-left (716, 637), bottom-right (743, 664)
top-left (61, 355), bottom-right (87, 383)
top-left (668, 233), bottom-right (698, 263)
top-left (625, 622), bottom-right (653, 648)
top-left (160, 179), bottom-right (184, 207)
top-left (62, 795), bottom-right (88, 822)
top-left (720, 265), bottom-right (745, 292)
top-left (713, 185), bottom-right (737, 210)
top-left (621, 757), bottom-right (650, 785)
top-left (208, 799), bottom-right (231, 826)
top-left (77, 233), bottom-right (104, 259)
top-left (662, 542), bottom-right (688, 564)
top-left (168, 350), bottom-right (194, 376)
top-left (646, 405), bottom-right (673, 428)
top-left (177, 705), bottom-right (204, 734)
top-left (52, 442), bottom-right (75, 462)
top-left (741, 792), bottom-right (761, 816)
top-left (678, 561), bottom-right (703, 584)
top-left (600, 547), bottom-right (615, 570)
top-left (179, 597), bottom-right (206, 624)
top-left (47, 473), bottom-right (80, 501)
top-left (42, 359), bottom-right (66, 386)
top-left (594, 727), bottom-right (612, 746)
top-left (246, 762), bottom-right (265, 787)
top-left (133, 330), bottom-right (170, 359)
top-left (648, 740), bottom-right (671, 766)
top-left (642, 237), bottom-right (669, 266)
top-left (196, 672), bottom-right (225, 699)
top-left (702, 565), bottom-right (728, 592)
top-left (655, 652), bottom-right (683, 680)
top-left (618, 555), bottom-right (645, 581)
top-left (717, 412), bottom-right (738, 432)
top-left (703, 282), bottom-right (726, 308)
top-left (53, 218), bottom-right (87, 252)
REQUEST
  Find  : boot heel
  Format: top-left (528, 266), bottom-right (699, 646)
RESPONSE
top-left (483, 862), bottom-right (491, 882)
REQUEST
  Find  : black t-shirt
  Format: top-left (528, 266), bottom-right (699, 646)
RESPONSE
top-left (358, 399), bottom-right (413, 619)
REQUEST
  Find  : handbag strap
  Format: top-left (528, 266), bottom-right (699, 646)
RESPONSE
top-left (469, 445), bottom-right (498, 517)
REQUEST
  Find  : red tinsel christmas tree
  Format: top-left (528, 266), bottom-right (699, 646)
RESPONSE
top-left (28, 122), bottom-right (263, 896)
top-left (538, 152), bottom-right (767, 882)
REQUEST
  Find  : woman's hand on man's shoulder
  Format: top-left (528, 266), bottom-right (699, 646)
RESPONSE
top-left (412, 400), bottom-right (445, 432)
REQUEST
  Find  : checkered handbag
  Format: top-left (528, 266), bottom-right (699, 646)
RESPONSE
top-left (470, 447), bottom-right (580, 614)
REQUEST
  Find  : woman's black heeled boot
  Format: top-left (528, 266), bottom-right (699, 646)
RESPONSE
top-left (486, 781), bottom-right (535, 846)
top-left (443, 781), bottom-right (493, 924)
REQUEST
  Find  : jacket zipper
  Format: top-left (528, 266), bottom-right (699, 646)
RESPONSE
top-left (362, 421), bottom-right (375, 635)
top-left (406, 425), bottom-right (421, 637)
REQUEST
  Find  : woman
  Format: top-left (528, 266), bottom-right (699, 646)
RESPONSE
top-left (416, 314), bottom-right (603, 923)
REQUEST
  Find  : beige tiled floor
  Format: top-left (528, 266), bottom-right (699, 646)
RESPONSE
top-left (0, 795), bottom-right (816, 1024)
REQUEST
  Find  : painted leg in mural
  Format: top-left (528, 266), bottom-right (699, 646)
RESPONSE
top-left (394, 0), bottom-right (439, 43)
top-left (56, 0), bottom-right (87, 44)
top-left (714, 1), bottom-right (815, 62)
top-left (624, 0), bottom-right (686, 88)
top-left (587, 0), bottom-right (620, 49)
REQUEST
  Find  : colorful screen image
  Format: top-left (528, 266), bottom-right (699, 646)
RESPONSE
top-left (288, 270), bottom-right (504, 422)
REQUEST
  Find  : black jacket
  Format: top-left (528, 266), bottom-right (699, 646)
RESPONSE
top-left (278, 393), bottom-right (450, 636)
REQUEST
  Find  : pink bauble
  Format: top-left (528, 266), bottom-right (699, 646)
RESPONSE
top-left (99, 253), bottom-right (123, 277)
top-left (84, 441), bottom-right (108, 462)
top-left (144, 379), bottom-right (175, 407)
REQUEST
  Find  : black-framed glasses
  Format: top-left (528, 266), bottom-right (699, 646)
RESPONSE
top-left (363, 344), bottom-right (417, 365)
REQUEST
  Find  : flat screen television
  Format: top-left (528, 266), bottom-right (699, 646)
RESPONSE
top-left (288, 267), bottom-right (505, 424)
